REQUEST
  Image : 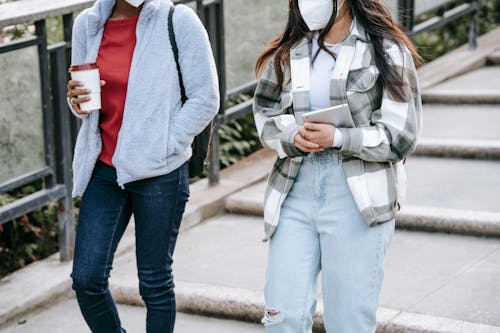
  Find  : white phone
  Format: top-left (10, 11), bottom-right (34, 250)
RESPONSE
top-left (301, 104), bottom-right (353, 127)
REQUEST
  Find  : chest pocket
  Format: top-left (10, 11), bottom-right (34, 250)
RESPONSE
top-left (346, 65), bottom-right (382, 126)
top-left (347, 65), bottom-right (380, 92)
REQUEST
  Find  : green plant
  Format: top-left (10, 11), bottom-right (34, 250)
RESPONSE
top-left (2, 16), bottom-right (65, 44)
top-left (0, 181), bottom-right (59, 278)
top-left (219, 113), bottom-right (261, 168)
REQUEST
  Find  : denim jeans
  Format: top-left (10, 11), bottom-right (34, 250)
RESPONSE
top-left (263, 150), bottom-right (395, 333)
top-left (71, 161), bottom-right (189, 333)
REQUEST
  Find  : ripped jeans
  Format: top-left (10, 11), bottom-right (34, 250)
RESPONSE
top-left (263, 150), bottom-right (395, 333)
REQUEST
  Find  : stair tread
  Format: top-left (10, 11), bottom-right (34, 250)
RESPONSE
top-left (227, 157), bottom-right (500, 214)
top-left (421, 104), bottom-right (500, 141)
top-left (422, 67), bottom-right (500, 103)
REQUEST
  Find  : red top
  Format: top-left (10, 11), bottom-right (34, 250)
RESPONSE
top-left (96, 16), bottom-right (139, 166)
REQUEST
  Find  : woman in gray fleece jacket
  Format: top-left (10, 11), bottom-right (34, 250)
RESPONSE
top-left (65, 0), bottom-right (219, 332)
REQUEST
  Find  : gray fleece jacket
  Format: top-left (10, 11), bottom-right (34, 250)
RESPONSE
top-left (70, 0), bottom-right (219, 196)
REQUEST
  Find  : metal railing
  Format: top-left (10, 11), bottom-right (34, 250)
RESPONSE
top-left (0, 0), bottom-right (225, 261)
top-left (398, 0), bottom-right (492, 50)
top-left (0, 17), bottom-right (75, 261)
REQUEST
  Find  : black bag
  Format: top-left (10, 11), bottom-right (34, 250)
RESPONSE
top-left (168, 6), bottom-right (213, 178)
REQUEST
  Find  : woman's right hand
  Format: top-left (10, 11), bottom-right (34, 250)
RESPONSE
top-left (294, 128), bottom-right (324, 153)
top-left (67, 80), bottom-right (91, 115)
top-left (66, 80), bottom-right (105, 115)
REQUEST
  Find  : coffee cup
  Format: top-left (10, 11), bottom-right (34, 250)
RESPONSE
top-left (69, 63), bottom-right (101, 111)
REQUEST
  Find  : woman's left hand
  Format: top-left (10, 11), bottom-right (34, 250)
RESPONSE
top-left (299, 122), bottom-right (336, 148)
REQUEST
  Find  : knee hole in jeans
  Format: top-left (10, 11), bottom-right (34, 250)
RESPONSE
top-left (262, 307), bottom-right (285, 326)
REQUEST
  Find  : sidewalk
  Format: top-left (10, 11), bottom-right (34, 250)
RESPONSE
top-left (1, 297), bottom-right (263, 333)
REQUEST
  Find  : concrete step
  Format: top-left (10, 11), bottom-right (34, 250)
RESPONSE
top-left (404, 156), bottom-right (500, 212)
top-left (422, 66), bottom-right (500, 104)
top-left (413, 138), bottom-right (500, 160)
top-left (226, 156), bottom-right (500, 237)
top-left (0, 297), bottom-right (264, 333)
top-left (487, 51), bottom-right (500, 65)
top-left (109, 214), bottom-right (500, 331)
top-left (421, 104), bottom-right (500, 141)
top-left (226, 182), bottom-right (500, 238)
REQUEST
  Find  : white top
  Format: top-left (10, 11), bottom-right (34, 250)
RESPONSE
top-left (310, 38), bottom-right (341, 110)
top-left (310, 37), bottom-right (343, 148)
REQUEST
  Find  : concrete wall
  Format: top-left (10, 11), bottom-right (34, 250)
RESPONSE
top-left (224, 0), bottom-right (288, 89)
top-left (0, 46), bottom-right (45, 185)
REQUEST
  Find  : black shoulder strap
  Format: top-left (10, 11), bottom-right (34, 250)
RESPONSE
top-left (168, 6), bottom-right (187, 105)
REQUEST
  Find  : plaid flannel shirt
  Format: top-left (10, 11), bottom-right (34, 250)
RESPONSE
top-left (253, 19), bottom-right (422, 241)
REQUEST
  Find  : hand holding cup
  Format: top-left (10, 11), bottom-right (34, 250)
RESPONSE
top-left (67, 63), bottom-right (105, 115)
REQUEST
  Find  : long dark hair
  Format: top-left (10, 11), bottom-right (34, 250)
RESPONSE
top-left (255, 0), bottom-right (422, 102)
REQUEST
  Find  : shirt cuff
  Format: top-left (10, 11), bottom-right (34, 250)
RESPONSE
top-left (332, 128), bottom-right (343, 148)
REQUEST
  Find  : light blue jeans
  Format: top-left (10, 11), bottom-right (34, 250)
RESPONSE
top-left (263, 150), bottom-right (395, 333)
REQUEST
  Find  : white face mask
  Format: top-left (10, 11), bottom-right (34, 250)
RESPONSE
top-left (298, 0), bottom-right (346, 31)
top-left (123, 0), bottom-right (145, 7)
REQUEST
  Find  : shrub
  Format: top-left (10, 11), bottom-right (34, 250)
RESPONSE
top-left (0, 182), bottom-right (59, 278)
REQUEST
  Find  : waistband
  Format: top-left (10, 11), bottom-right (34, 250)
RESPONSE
top-left (303, 148), bottom-right (342, 164)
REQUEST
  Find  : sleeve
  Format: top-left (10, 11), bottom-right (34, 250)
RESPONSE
top-left (167, 5), bottom-right (220, 155)
top-left (68, 12), bottom-right (90, 119)
top-left (332, 128), bottom-right (343, 148)
top-left (338, 47), bottom-right (423, 162)
top-left (252, 56), bottom-right (306, 159)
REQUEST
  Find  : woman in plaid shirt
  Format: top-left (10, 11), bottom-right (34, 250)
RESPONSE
top-left (253, 0), bottom-right (422, 332)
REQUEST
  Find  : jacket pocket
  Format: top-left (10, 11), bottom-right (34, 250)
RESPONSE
top-left (346, 65), bottom-right (382, 126)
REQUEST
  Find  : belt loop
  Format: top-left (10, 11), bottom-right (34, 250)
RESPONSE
top-left (332, 150), bottom-right (341, 165)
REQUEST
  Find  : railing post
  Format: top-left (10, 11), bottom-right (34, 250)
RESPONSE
top-left (62, 13), bottom-right (81, 150)
top-left (35, 20), bottom-right (56, 188)
top-left (49, 44), bottom-right (75, 261)
top-left (469, 0), bottom-right (480, 50)
top-left (205, 0), bottom-right (226, 186)
top-left (398, 0), bottom-right (415, 33)
top-left (196, 0), bottom-right (205, 25)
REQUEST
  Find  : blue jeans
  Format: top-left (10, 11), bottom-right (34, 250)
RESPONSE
top-left (263, 151), bottom-right (395, 333)
top-left (71, 161), bottom-right (189, 333)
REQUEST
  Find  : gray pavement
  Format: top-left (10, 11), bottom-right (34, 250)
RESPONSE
top-left (423, 66), bottom-right (500, 103)
top-left (0, 297), bottom-right (264, 333)
top-left (421, 104), bottom-right (500, 141)
top-left (404, 156), bottom-right (500, 212)
top-left (110, 214), bottom-right (500, 327)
